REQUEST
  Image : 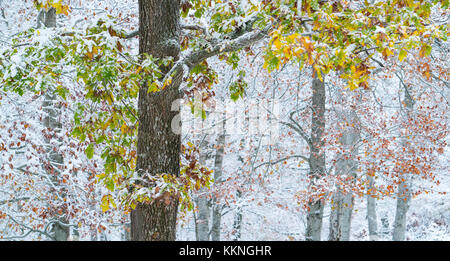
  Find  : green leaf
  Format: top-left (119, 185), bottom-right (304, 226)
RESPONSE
top-left (194, 9), bottom-right (202, 18)
top-left (310, 0), bottom-right (319, 11)
top-left (105, 177), bottom-right (115, 191)
top-left (86, 144), bottom-right (94, 159)
top-left (424, 44), bottom-right (432, 56)
top-left (95, 135), bottom-right (105, 144)
top-left (55, 85), bottom-right (68, 100)
top-left (201, 109), bottom-right (206, 120)
top-left (71, 126), bottom-right (82, 137)
top-left (266, 55), bottom-right (280, 72)
top-left (15, 87), bottom-right (24, 96)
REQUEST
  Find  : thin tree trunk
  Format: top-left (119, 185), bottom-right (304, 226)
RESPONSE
top-left (232, 190), bottom-right (243, 241)
top-left (329, 105), bottom-right (360, 241)
top-left (305, 69), bottom-right (326, 241)
top-left (367, 173), bottom-right (379, 240)
top-left (121, 224), bottom-right (130, 241)
top-left (130, 0), bottom-right (181, 241)
top-left (210, 111), bottom-right (226, 241)
top-left (44, 75), bottom-right (69, 242)
top-left (393, 182), bottom-right (411, 241)
top-left (329, 191), bottom-right (343, 240)
top-left (329, 170), bottom-right (356, 241)
top-left (195, 109), bottom-right (226, 241)
top-left (340, 192), bottom-right (353, 240)
top-left (210, 198), bottom-right (222, 241)
top-left (392, 86), bottom-right (414, 241)
top-left (41, 7), bottom-right (69, 242)
top-left (195, 192), bottom-right (211, 241)
top-left (232, 105), bottom-right (248, 241)
top-left (195, 138), bottom-right (211, 241)
top-left (380, 214), bottom-right (390, 238)
top-left (0, 0), bottom-right (8, 28)
top-left (194, 99), bottom-right (219, 241)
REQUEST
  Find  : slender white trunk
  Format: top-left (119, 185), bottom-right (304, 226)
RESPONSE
top-left (329, 190), bottom-right (355, 241)
top-left (211, 110), bottom-right (226, 241)
top-left (195, 134), bottom-right (211, 241)
top-left (195, 108), bottom-right (226, 241)
top-left (392, 85), bottom-right (414, 241)
top-left (297, 0), bottom-right (302, 16)
top-left (392, 180), bottom-right (411, 241)
top-left (41, 7), bottom-right (69, 241)
top-left (328, 89), bottom-right (360, 241)
top-left (328, 118), bottom-right (359, 241)
top-left (232, 190), bottom-right (243, 241)
top-left (195, 191), bottom-right (210, 241)
top-left (366, 174), bottom-right (379, 240)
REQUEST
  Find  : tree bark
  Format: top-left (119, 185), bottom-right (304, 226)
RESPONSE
top-left (210, 111), bottom-right (226, 241)
top-left (195, 138), bottom-right (211, 241)
top-left (232, 190), bottom-right (243, 241)
top-left (194, 194), bottom-right (210, 240)
top-left (130, 0), bottom-right (181, 241)
top-left (305, 69), bottom-right (326, 241)
top-left (392, 86), bottom-right (414, 241)
top-left (329, 103), bottom-right (360, 241)
top-left (366, 173), bottom-right (379, 240)
top-left (195, 109), bottom-right (226, 241)
top-left (41, 7), bottom-right (69, 242)
top-left (392, 182), bottom-right (411, 241)
top-left (231, 105), bottom-right (249, 241)
top-left (328, 151), bottom-right (357, 241)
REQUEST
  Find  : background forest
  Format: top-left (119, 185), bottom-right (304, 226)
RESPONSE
top-left (0, 0), bottom-right (448, 241)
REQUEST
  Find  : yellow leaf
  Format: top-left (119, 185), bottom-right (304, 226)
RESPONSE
top-left (51, 0), bottom-right (69, 16)
top-left (398, 49), bottom-right (407, 62)
top-left (314, 65), bottom-right (323, 82)
top-left (287, 33), bottom-right (300, 42)
top-left (101, 119), bottom-right (111, 131)
top-left (105, 94), bottom-right (113, 105)
top-left (273, 38), bottom-right (282, 50)
top-left (120, 123), bottom-right (128, 135)
top-left (283, 46), bottom-right (291, 59)
top-left (61, 5), bottom-right (69, 16)
top-left (86, 51), bottom-right (93, 60)
top-left (100, 195), bottom-right (110, 212)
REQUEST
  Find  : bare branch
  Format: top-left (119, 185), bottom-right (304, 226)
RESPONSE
top-left (162, 24), bottom-right (271, 91)
top-left (124, 30), bottom-right (139, 39)
top-left (0, 197), bottom-right (30, 206)
top-left (2, 213), bottom-right (56, 240)
top-left (181, 24), bottom-right (207, 35)
top-left (280, 110), bottom-right (312, 148)
top-left (185, 24), bottom-right (271, 67)
top-left (254, 154), bottom-right (309, 170)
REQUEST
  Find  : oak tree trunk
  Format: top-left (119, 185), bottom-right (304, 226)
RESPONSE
top-left (130, 0), bottom-right (181, 241)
